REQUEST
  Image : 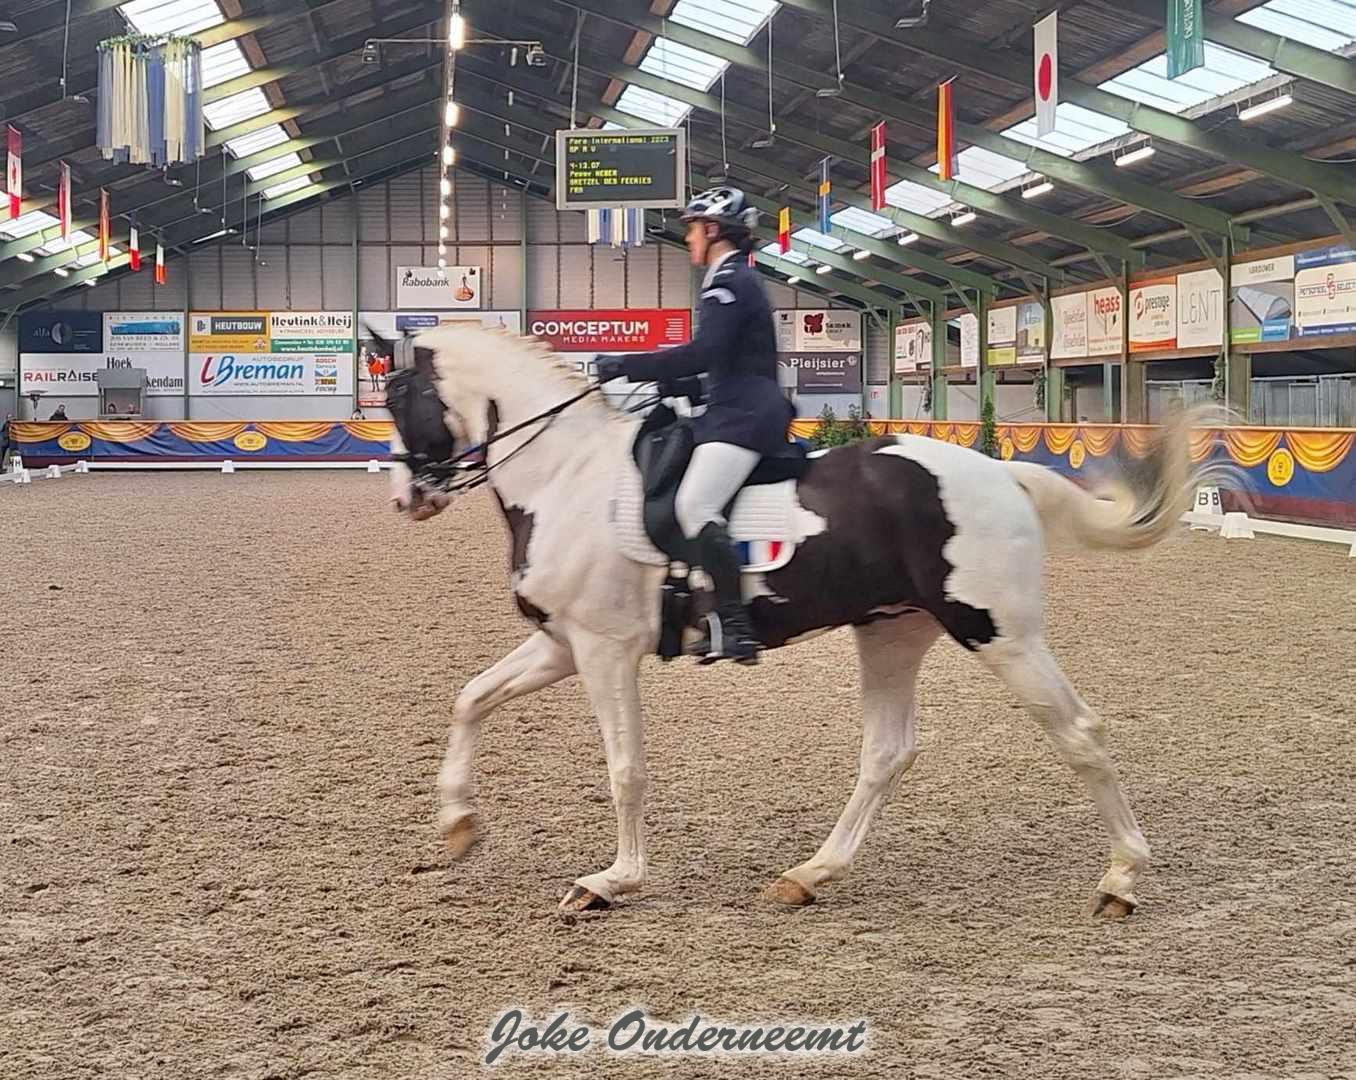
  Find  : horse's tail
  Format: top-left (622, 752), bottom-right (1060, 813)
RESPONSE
top-left (1004, 406), bottom-right (1223, 552)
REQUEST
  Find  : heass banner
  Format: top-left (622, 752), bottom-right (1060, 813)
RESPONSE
top-left (19, 311), bottom-right (185, 397)
top-left (396, 266), bottom-right (481, 309)
top-left (1230, 256), bottom-right (1295, 344)
top-left (1050, 293), bottom-right (1089, 360)
top-left (527, 309), bottom-right (691, 352)
top-left (893, 320), bottom-right (932, 373)
top-left (1087, 286), bottom-right (1123, 356)
top-left (775, 310), bottom-right (863, 352)
top-left (1294, 245), bottom-right (1356, 338)
top-left (1129, 278), bottom-right (1176, 352)
top-left (1175, 268), bottom-right (1224, 349)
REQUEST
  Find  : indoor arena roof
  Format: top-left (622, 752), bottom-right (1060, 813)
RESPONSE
top-left (2, 0), bottom-right (1356, 311)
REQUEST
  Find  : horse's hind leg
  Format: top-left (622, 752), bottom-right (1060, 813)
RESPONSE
top-left (978, 634), bottom-right (1149, 917)
top-left (767, 613), bottom-right (941, 906)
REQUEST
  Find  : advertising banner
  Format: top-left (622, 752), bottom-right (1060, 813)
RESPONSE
top-left (190, 310), bottom-right (354, 397)
top-left (1294, 245), bottom-right (1356, 338)
top-left (20, 311), bottom-right (185, 397)
top-left (986, 305), bottom-right (1017, 367)
top-left (1087, 286), bottom-right (1123, 356)
top-left (1230, 256), bottom-right (1295, 344)
top-left (527, 309), bottom-right (691, 352)
top-left (1050, 293), bottom-right (1088, 360)
top-left (959, 312), bottom-right (979, 368)
top-left (777, 351), bottom-right (862, 394)
top-left (1129, 278), bottom-right (1177, 352)
top-left (1016, 301), bottom-right (1046, 362)
top-left (774, 309), bottom-right (863, 352)
top-left (355, 311), bottom-right (523, 407)
top-left (893, 320), bottom-right (932, 374)
top-left (1175, 268), bottom-right (1225, 349)
top-left (396, 265), bottom-right (481, 309)
top-left (269, 311), bottom-right (354, 354)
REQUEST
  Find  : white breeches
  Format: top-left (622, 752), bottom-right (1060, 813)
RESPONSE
top-left (674, 441), bottom-right (761, 540)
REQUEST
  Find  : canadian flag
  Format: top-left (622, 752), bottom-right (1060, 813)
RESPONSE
top-left (5, 126), bottom-right (20, 221)
top-left (155, 241), bottom-right (166, 285)
top-left (129, 219), bottom-right (142, 271)
top-left (1034, 12), bottom-right (1058, 139)
top-left (58, 161), bottom-right (71, 241)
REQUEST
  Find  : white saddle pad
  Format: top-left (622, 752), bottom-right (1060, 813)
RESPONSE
top-left (610, 460), bottom-right (807, 573)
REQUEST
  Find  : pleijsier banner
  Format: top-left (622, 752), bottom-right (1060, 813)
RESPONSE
top-left (527, 309), bottom-right (691, 352)
top-left (1176, 268), bottom-right (1225, 349)
top-left (1050, 293), bottom-right (1089, 360)
top-left (1294, 245), bottom-right (1356, 338)
top-left (778, 351), bottom-right (862, 394)
top-left (1230, 256), bottom-right (1295, 344)
top-left (1129, 278), bottom-right (1177, 352)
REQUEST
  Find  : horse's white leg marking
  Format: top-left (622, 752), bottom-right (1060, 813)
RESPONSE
top-left (564, 632), bottom-right (648, 907)
top-left (979, 634), bottom-right (1149, 912)
top-left (436, 631), bottom-right (576, 836)
top-left (774, 614), bottom-right (941, 900)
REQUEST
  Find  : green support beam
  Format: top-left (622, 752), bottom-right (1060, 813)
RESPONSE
top-left (563, 0), bottom-right (1233, 239)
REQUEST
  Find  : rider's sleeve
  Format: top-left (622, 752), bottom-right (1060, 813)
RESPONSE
top-left (620, 273), bottom-right (741, 382)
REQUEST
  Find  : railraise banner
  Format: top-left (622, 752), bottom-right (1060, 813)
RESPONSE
top-left (19, 310), bottom-right (186, 396)
top-left (189, 311), bottom-right (355, 396)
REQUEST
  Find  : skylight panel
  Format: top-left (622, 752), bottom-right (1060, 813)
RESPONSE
top-left (119, 0), bottom-right (223, 35)
top-left (263, 176), bottom-right (314, 200)
top-left (792, 227), bottom-right (845, 251)
top-left (668, 0), bottom-right (779, 45)
top-left (640, 37), bottom-right (728, 91)
top-left (203, 87), bottom-right (271, 130)
top-left (1100, 43), bottom-right (1275, 114)
top-left (831, 206), bottom-right (896, 237)
top-left (77, 250), bottom-right (105, 268)
top-left (0, 209), bottom-right (58, 241)
top-left (38, 230), bottom-right (94, 256)
top-left (248, 151), bottom-right (303, 182)
top-left (760, 241), bottom-right (810, 264)
top-left (1001, 102), bottom-right (1130, 156)
top-left (614, 86), bottom-right (691, 126)
top-left (201, 41), bottom-right (251, 90)
top-left (933, 146), bottom-right (1027, 191)
top-left (225, 124), bottom-right (289, 158)
top-left (1239, 0), bottom-right (1356, 52)
top-left (885, 180), bottom-right (951, 217)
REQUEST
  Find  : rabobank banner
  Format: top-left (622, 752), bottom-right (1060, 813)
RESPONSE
top-left (19, 311), bottom-right (186, 397)
top-left (188, 310), bottom-right (354, 396)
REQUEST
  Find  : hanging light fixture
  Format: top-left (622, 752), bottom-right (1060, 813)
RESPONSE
top-left (442, 144), bottom-right (455, 166)
top-left (445, 101), bottom-right (460, 126)
top-left (1022, 178), bottom-right (1054, 199)
top-left (440, 176), bottom-right (452, 196)
top-left (951, 209), bottom-right (977, 226)
top-left (449, 6), bottom-right (466, 50)
top-left (1238, 92), bottom-right (1292, 122)
top-left (1115, 142), bottom-right (1155, 167)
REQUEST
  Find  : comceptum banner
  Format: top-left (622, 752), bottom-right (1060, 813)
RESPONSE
top-left (396, 265), bottom-right (482, 309)
top-left (527, 309), bottom-right (691, 352)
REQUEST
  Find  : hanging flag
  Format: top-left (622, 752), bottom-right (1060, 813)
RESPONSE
top-left (870, 122), bottom-right (887, 211)
top-left (99, 188), bottom-right (111, 262)
top-left (155, 241), bottom-right (167, 285)
top-left (1167, 0), bottom-right (1205, 79)
top-left (1034, 13), bottom-right (1058, 138)
top-left (817, 158), bottom-right (832, 234)
top-left (129, 217), bottom-right (142, 271)
top-left (586, 208), bottom-right (601, 244)
top-left (937, 80), bottom-right (958, 182)
top-left (777, 206), bottom-right (791, 254)
top-left (58, 161), bottom-right (72, 241)
top-left (5, 125), bottom-right (20, 221)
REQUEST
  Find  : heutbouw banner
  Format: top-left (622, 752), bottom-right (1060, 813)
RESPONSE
top-left (1294, 245), bottom-right (1356, 338)
top-left (986, 305), bottom-right (1017, 367)
top-left (1231, 256), bottom-right (1295, 344)
top-left (19, 310), bottom-right (185, 397)
top-left (1175, 268), bottom-right (1225, 349)
top-left (356, 311), bottom-right (522, 408)
top-left (189, 311), bottom-right (355, 396)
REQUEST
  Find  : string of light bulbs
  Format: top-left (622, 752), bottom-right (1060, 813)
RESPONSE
top-left (436, 1), bottom-right (465, 270)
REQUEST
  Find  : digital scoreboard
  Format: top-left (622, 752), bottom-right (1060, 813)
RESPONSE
top-left (554, 127), bottom-right (686, 211)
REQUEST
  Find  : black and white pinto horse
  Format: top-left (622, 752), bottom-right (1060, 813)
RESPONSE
top-left (386, 325), bottom-right (1201, 918)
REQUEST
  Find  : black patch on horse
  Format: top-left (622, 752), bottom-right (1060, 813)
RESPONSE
top-left (492, 493), bottom-right (551, 628)
top-left (752, 441), bottom-right (997, 651)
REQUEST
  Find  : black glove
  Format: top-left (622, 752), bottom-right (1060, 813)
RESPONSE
top-left (594, 355), bottom-right (628, 383)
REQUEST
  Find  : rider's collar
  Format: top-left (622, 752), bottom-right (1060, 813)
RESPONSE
top-left (702, 248), bottom-right (739, 290)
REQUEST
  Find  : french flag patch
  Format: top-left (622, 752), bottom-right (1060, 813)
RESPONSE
top-left (737, 540), bottom-right (784, 567)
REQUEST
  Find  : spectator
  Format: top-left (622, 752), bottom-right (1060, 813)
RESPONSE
top-left (49, 403), bottom-right (68, 421)
top-left (1, 414), bottom-right (12, 471)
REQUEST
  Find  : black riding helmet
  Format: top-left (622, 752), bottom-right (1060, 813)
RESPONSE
top-left (683, 187), bottom-right (759, 253)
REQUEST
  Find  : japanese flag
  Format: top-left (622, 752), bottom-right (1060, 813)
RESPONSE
top-left (1034, 12), bottom-right (1058, 139)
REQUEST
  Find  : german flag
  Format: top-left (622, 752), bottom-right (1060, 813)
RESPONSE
top-left (778, 206), bottom-right (791, 253)
top-left (937, 79), bottom-right (958, 182)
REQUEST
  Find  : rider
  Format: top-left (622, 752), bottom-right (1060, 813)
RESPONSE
top-left (595, 187), bottom-right (792, 665)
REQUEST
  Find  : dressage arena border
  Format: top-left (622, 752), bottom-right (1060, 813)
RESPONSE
top-left (83, 459), bottom-right (393, 473)
top-left (1179, 508), bottom-right (1356, 556)
top-left (2, 460), bottom-right (90, 485)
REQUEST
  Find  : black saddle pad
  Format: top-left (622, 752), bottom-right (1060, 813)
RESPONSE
top-left (632, 405), bottom-right (809, 562)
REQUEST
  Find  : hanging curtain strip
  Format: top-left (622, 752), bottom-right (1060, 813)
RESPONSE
top-left (586, 208), bottom-right (601, 244)
top-left (95, 37), bottom-right (203, 167)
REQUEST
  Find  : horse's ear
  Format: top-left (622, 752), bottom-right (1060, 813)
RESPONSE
top-left (364, 324), bottom-right (396, 356)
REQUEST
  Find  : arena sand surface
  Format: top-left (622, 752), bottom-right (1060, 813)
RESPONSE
top-left (1, 472), bottom-right (1353, 1080)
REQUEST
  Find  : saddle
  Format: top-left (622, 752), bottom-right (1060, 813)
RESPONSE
top-left (611, 402), bottom-right (814, 659)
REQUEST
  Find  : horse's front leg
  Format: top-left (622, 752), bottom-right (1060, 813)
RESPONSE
top-left (437, 631), bottom-right (576, 856)
top-left (559, 631), bottom-right (649, 911)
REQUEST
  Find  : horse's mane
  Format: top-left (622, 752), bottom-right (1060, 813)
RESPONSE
top-left (418, 323), bottom-right (623, 416)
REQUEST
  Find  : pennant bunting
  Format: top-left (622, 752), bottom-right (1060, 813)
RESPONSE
top-left (155, 241), bottom-right (167, 285)
top-left (817, 158), bottom-right (832, 234)
top-left (777, 206), bottom-right (791, 254)
top-left (129, 217), bottom-right (142, 271)
top-left (58, 161), bottom-right (72, 241)
top-left (5, 125), bottom-right (20, 221)
top-left (99, 188), bottom-right (111, 262)
top-left (937, 81), bottom-right (958, 182)
top-left (870, 122), bottom-right (887, 211)
top-left (1034, 13), bottom-right (1059, 138)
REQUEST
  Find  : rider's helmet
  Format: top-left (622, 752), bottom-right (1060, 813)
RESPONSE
top-left (682, 187), bottom-right (759, 254)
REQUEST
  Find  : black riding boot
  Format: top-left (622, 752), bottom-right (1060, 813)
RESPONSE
top-left (691, 521), bottom-right (760, 665)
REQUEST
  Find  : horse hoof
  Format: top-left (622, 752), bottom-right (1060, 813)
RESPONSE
top-left (440, 814), bottom-right (479, 860)
top-left (1089, 891), bottom-right (1136, 919)
top-left (765, 877), bottom-right (816, 907)
top-left (559, 885), bottom-right (612, 912)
